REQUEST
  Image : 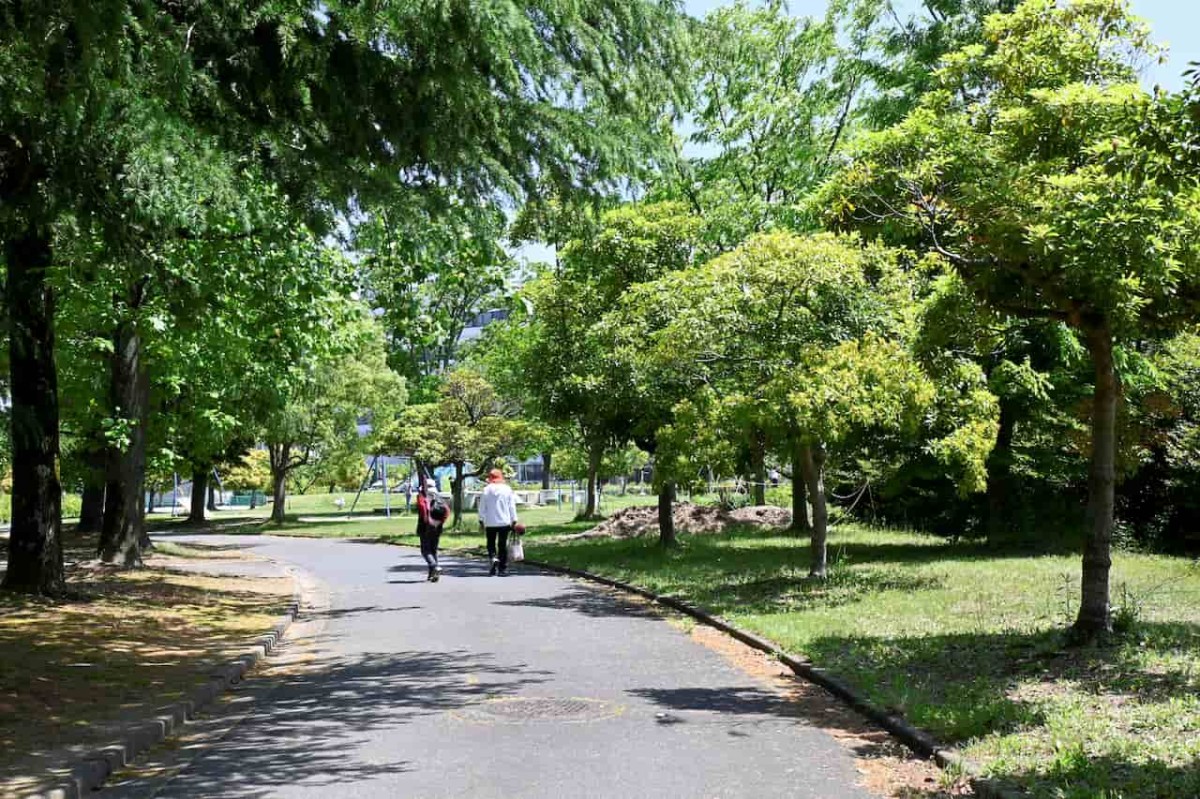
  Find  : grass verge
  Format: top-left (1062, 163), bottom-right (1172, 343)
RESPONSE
top-left (0, 536), bottom-right (293, 787)
top-left (523, 525), bottom-right (1200, 799)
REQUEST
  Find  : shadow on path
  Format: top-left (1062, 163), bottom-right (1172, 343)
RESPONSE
top-left (492, 587), bottom-right (662, 620)
top-left (151, 648), bottom-right (553, 797)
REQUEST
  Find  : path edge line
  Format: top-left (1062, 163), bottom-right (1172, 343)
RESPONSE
top-left (520, 555), bottom-right (1024, 799)
top-left (21, 569), bottom-right (306, 799)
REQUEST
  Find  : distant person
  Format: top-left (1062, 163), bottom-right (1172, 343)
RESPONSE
top-left (478, 468), bottom-right (518, 576)
top-left (416, 478), bottom-right (448, 582)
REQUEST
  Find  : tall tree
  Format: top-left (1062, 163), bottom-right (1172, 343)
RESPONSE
top-left (1, 0), bottom-right (688, 592)
top-left (260, 304), bottom-right (404, 525)
top-left (680, 0), bottom-right (849, 243)
top-left (820, 0), bottom-right (1200, 637)
top-left (520, 202), bottom-right (703, 520)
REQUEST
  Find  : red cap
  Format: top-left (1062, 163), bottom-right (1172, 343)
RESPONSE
top-left (487, 468), bottom-right (505, 483)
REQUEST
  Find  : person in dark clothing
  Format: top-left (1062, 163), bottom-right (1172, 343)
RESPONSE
top-left (416, 478), bottom-right (446, 581)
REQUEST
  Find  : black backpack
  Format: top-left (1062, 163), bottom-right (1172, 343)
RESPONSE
top-left (428, 494), bottom-right (449, 523)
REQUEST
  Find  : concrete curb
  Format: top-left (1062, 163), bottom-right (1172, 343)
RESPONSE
top-left (21, 572), bottom-right (305, 799)
top-left (519, 556), bottom-right (1025, 799)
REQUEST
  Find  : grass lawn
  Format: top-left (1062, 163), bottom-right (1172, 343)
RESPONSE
top-left (521, 525), bottom-right (1200, 799)
top-left (0, 536), bottom-right (292, 791)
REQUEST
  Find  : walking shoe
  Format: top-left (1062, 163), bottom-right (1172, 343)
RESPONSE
top-left (498, 567), bottom-right (508, 577)
top-left (427, 567), bottom-right (435, 581)
top-left (431, 567), bottom-right (441, 583)
top-left (489, 559), bottom-right (499, 576)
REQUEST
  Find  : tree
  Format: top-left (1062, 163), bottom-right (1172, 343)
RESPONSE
top-left (520, 202), bottom-right (704, 520)
top-left (386, 369), bottom-right (530, 528)
top-left (832, 0), bottom-right (1021, 128)
top-left (820, 0), bottom-right (1200, 636)
top-left (355, 197), bottom-right (512, 401)
top-left (2, 0), bottom-right (687, 592)
top-left (260, 305), bottom-right (404, 525)
top-left (609, 232), bottom-right (995, 570)
top-left (677, 0), bottom-right (852, 243)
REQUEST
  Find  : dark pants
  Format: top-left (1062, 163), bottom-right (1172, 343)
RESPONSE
top-left (419, 521), bottom-right (442, 568)
top-left (486, 525), bottom-right (511, 570)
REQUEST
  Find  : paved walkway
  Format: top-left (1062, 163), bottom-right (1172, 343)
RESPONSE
top-left (103, 536), bottom-right (878, 798)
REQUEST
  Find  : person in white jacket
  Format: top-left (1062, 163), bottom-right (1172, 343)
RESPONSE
top-left (478, 468), bottom-right (519, 576)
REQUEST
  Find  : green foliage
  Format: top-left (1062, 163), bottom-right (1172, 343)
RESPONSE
top-left (259, 299), bottom-right (406, 488)
top-left (821, 0), bottom-right (1200, 336)
top-left (608, 230), bottom-right (995, 493)
top-left (222, 450), bottom-right (272, 494)
top-left (551, 442), bottom-right (647, 482)
top-left (355, 198), bottom-right (511, 398)
top-left (519, 201), bottom-right (705, 461)
top-left (385, 369), bottom-right (530, 478)
top-left (675, 0), bottom-right (851, 241)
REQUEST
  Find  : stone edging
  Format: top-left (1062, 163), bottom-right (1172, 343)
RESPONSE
top-left (519, 556), bottom-right (1024, 799)
top-left (21, 570), bottom-right (305, 799)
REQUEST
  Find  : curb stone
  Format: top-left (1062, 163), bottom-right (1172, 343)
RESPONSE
top-left (518, 556), bottom-right (1027, 799)
top-left (21, 568), bottom-right (305, 799)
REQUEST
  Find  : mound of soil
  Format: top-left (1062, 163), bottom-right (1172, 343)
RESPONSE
top-left (730, 505), bottom-right (793, 529)
top-left (578, 503), bottom-right (791, 539)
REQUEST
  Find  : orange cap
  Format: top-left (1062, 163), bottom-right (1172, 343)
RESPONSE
top-left (487, 468), bottom-right (505, 483)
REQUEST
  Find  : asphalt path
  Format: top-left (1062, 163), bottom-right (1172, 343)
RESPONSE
top-left (103, 535), bottom-right (878, 799)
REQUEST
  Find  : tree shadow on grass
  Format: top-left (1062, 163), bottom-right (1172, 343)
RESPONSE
top-left (800, 621), bottom-right (1200, 797)
top-left (1009, 752), bottom-right (1200, 799)
top-left (119, 648), bottom-right (552, 798)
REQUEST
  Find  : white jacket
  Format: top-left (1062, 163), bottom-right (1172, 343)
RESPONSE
top-left (478, 482), bottom-right (518, 527)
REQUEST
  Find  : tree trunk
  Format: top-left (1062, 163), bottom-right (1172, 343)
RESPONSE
top-left (76, 441), bottom-right (107, 533)
top-left (802, 444), bottom-right (829, 578)
top-left (271, 467), bottom-right (288, 524)
top-left (99, 322), bottom-right (151, 565)
top-left (2, 231), bottom-right (65, 594)
top-left (658, 481), bottom-right (677, 547)
top-left (207, 478), bottom-right (219, 512)
top-left (1075, 321), bottom-right (1118, 638)
top-left (583, 445), bottom-right (602, 518)
top-left (79, 483), bottom-right (106, 533)
top-left (985, 401), bottom-right (1017, 541)
top-left (189, 468), bottom-right (208, 524)
top-left (268, 442), bottom-right (291, 524)
top-left (541, 451), bottom-right (552, 490)
top-left (750, 434), bottom-right (766, 506)
top-left (451, 462), bottom-right (465, 528)
top-left (790, 441), bottom-right (810, 534)
top-left (147, 487), bottom-right (156, 514)
top-left (249, 491), bottom-right (258, 510)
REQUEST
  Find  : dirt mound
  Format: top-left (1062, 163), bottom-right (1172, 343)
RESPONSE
top-left (730, 505), bottom-right (793, 529)
top-left (579, 503), bottom-right (790, 539)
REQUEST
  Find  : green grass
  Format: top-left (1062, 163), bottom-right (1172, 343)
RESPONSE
top-left (523, 525), bottom-right (1200, 799)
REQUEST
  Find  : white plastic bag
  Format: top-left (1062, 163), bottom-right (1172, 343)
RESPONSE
top-left (507, 536), bottom-right (525, 563)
